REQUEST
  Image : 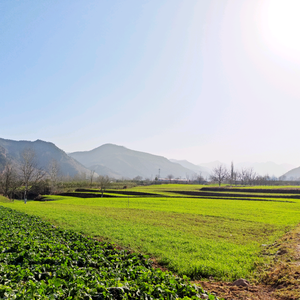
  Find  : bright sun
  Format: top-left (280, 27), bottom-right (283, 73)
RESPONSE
top-left (259, 0), bottom-right (300, 61)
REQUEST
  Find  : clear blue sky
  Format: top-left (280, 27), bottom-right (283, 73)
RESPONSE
top-left (1, 0), bottom-right (300, 165)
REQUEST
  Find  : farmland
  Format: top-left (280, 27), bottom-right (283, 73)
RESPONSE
top-left (2, 184), bottom-right (300, 288)
top-left (0, 206), bottom-right (215, 299)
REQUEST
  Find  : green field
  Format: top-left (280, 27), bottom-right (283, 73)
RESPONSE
top-left (2, 184), bottom-right (300, 281)
top-left (0, 207), bottom-right (211, 299)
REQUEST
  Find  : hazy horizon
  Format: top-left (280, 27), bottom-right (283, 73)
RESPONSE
top-left (1, 137), bottom-right (297, 174)
top-left (1, 1), bottom-right (300, 166)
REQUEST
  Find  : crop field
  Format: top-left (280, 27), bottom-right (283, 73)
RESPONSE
top-left (2, 184), bottom-right (300, 287)
top-left (0, 206), bottom-right (215, 299)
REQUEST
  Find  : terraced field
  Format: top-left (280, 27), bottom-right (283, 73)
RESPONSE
top-left (2, 184), bottom-right (300, 287)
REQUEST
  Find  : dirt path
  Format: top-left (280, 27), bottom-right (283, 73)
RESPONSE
top-left (199, 281), bottom-right (276, 299)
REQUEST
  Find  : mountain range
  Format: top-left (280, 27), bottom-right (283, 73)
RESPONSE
top-left (69, 144), bottom-right (196, 179)
top-left (0, 138), bottom-right (297, 180)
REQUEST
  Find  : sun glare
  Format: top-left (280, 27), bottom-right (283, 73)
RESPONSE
top-left (259, 0), bottom-right (300, 62)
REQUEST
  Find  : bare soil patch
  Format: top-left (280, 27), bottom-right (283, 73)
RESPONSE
top-left (199, 281), bottom-right (277, 299)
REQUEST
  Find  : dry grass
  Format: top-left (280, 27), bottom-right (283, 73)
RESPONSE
top-left (258, 224), bottom-right (300, 299)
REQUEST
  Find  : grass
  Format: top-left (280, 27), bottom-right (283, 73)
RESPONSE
top-left (0, 207), bottom-right (211, 299)
top-left (0, 195), bottom-right (11, 203)
top-left (2, 184), bottom-right (300, 282)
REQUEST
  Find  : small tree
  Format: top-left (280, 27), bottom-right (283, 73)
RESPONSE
top-left (133, 176), bottom-right (143, 182)
top-left (98, 175), bottom-right (110, 197)
top-left (196, 173), bottom-right (204, 184)
top-left (0, 164), bottom-right (19, 201)
top-left (238, 168), bottom-right (257, 186)
top-left (245, 168), bottom-right (257, 185)
top-left (230, 161), bottom-right (234, 186)
top-left (186, 173), bottom-right (190, 181)
top-left (210, 165), bottom-right (229, 186)
top-left (89, 170), bottom-right (96, 186)
top-left (48, 159), bottom-right (60, 193)
top-left (237, 168), bottom-right (247, 185)
top-left (20, 148), bottom-right (45, 203)
top-left (167, 174), bottom-right (174, 183)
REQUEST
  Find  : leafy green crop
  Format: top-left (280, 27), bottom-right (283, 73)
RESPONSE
top-left (0, 207), bottom-right (217, 299)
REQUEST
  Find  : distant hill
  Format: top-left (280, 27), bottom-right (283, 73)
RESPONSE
top-left (69, 144), bottom-right (196, 179)
top-left (169, 159), bottom-right (210, 179)
top-left (0, 138), bottom-right (91, 177)
top-left (88, 164), bottom-right (122, 179)
top-left (281, 166), bottom-right (300, 180)
top-left (235, 161), bottom-right (295, 177)
top-left (2, 138), bottom-right (294, 180)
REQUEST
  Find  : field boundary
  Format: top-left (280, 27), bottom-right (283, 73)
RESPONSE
top-left (196, 223), bottom-right (300, 300)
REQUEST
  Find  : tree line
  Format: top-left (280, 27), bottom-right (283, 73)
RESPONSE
top-left (209, 162), bottom-right (283, 186)
top-left (0, 148), bottom-right (111, 202)
top-left (1, 151), bottom-right (291, 202)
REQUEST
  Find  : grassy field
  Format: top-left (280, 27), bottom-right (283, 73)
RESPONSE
top-left (0, 206), bottom-right (212, 299)
top-left (1, 184), bottom-right (300, 281)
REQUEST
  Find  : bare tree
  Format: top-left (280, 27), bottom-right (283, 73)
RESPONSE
top-left (89, 169), bottom-right (95, 186)
top-left (246, 168), bottom-right (257, 185)
top-left (237, 168), bottom-right (247, 185)
top-left (238, 168), bottom-right (257, 186)
top-left (232, 170), bottom-right (238, 186)
top-left (48, 159), bottom-right (60, 192)
top-left (186, 173), bottom-right (190, 181)
top-left (98, 175), bottom-right (110, 197)
top-left (167, 174), bottom-right (174, 183)
top-left (0, 164), bottom-right (19, 201)
top-left (20, 148), bottom-right (45, 203)
top-left (230, 161), bottom-right (234, 186)
top-left (196, 173), bottom-right (204, 184)
top-left (133, 175), bottom-right (143, 182)
top-left (279, 175), bottom-right (287, 181)
top-left (210, 165), bottom-right (229, 186)
top-left (79, 172), bottom-right (87, 181)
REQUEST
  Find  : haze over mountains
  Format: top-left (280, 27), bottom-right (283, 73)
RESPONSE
top-left (169, 159), bottom-right (210, 179)
top-left (0, 138), bottom-right (297, 180)
top-left (69, 144), bottom-right (196, 180)
top-left (281, 167), bottom-right (300, 180)
top-left (235, 162), bottom-right (295, 178)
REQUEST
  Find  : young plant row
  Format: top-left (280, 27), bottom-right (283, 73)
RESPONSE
top-left (0, 206), bottom-right (218, 299)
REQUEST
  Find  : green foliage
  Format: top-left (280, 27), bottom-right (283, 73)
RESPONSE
top-left (0, 206), bottom-right (217, 299)
top-left (0, 195), bottom-right (10, 203)
top-left (3, 184), bottom-right (300, 284)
